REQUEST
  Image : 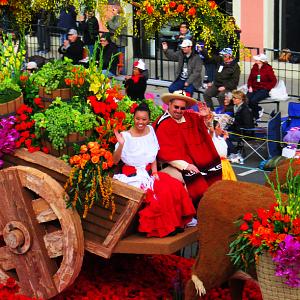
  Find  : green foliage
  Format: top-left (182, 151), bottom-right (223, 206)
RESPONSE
top-left (33, 97), bottom-right (99, 150)
top-left (0, 79), bottom-right (22, 103)
top-left (31, 58), bottom-right (75, 93)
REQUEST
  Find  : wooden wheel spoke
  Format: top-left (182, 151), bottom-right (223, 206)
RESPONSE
top-left (0, 246), bottom-right (15, 271)
top-left (44, 230), bottom-right (63, 258)
top-left (33, 198), bottom-right (57, 223)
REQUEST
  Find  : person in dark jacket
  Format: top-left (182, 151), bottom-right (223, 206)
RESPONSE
top-left (124, 60), bottom-right (147, 101)
top-left (98, 32), bottom-right (119, 77)
top-left (227, 90), bottom-right (254, 154)
top-left (57, 5), bottom-right (77, 44)
top-left (79, 10), bottom-right (99, 56)
top-left (247, 53), bottom-right (277, 120)
top-left (36, 9), bottom-right (53, 54)
top-left (162, 39), bottom-right (203, 98)
top-left (203, 48), bottom-right (240, 110)
top-left (58, 29), bottom-right (84, 64)
top-left (195, 42), bottom-right (218, 83)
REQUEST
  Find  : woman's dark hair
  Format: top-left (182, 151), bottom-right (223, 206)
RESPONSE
top-left (134, 102), bottom-right (151, 119)
top-left (101, 32), bottom-right (111, 43)
top-left (180, 22), bottom-right (189, 29)
top-left (213, 120), bottom-right (219, 129)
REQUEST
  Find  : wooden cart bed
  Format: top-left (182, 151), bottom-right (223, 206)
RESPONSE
top-left (4, 148), bottom-right (199, 258)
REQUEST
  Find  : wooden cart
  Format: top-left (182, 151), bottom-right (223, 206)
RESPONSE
top-left (0, 148), bottom-right (198, 299)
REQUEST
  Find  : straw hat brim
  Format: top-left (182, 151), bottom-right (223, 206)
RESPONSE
top-left (161, 93), bottom-right (197, 107)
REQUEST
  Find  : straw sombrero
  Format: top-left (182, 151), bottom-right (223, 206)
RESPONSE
top-left (161, 90), bottom-right (197, 107)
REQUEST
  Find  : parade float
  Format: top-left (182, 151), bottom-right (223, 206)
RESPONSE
top-left (0, 1), bottom-right (248, 299)
top-left (0, 34), bottom-right (200, 298)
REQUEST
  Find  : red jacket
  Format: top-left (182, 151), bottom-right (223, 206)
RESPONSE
top-left (247, 63), bottom-right (277, 91)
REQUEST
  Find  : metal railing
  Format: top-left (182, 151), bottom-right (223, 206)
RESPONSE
top-left (16, 25), bottom-right (300, 97)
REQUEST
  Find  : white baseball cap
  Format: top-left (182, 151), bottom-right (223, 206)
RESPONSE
top-left (68, 28), bottom-right (78, 35)
top-left (133, 59), bottom-right (146, 70)
top-left (26, 61), bottom-right (38, 70)
top-left (220, 48), bottom-right (233, 56)
top-left (180, 39), bottom-right (193, 48)
top-left (253, 53), bottom-right (268, 62)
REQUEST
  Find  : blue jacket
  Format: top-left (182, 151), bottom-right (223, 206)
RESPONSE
top-left (57, 6), bottom-right (77, 30)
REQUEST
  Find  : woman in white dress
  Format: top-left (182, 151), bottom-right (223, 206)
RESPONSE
top-left (113, 102), bottom-right (195, 237)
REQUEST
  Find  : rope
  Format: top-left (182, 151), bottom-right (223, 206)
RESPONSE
top-left (228, 131), bottom-right (300, 146)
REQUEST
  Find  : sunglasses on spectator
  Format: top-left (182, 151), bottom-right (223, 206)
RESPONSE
top-left (173, 105), bottom-right (186, 111)
top-left (100, 39), bottom-right (106, 42)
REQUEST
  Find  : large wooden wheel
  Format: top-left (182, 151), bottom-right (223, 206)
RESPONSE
top-left (0, 166), bottom-right (84, 299)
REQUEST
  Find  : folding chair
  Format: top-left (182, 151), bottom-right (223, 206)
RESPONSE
top-left (240, 112), bottom-right (282, 161)
top-left (282, 102), bottom-right (300, 137)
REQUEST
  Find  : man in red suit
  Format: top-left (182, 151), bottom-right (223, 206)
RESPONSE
top-left (154, 91), bottom-right (222, 206)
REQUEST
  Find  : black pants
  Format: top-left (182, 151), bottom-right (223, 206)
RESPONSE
top-left (37, 24), bottom-right (50, 51)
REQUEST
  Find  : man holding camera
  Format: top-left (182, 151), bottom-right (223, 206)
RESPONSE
top-left (162, 39), bottom-right (203, 98)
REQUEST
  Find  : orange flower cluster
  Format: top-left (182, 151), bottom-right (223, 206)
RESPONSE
top-left (64, 66), bottom-right (86, 87)
top-left (69, 141), bottom-right (113, 170)
top-left (65, 141), bottom-right (115, 219)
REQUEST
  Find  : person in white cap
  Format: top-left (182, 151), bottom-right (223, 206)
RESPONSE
top-left (247, 53), bottom-right (277, 121)
top-left (161, 39), bottom-right (203, 101)
top-left (26, 61), bottom-right (38, 74)
top-left (203, 47), bottom-right (240, 110)
top-left (58, 28), bottom-right (84, 64)
top-left (124, 59), bottom-right (147, 101)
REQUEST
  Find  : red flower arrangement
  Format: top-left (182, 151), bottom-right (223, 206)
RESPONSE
top-left (14, 103), bottom-right (48, 153)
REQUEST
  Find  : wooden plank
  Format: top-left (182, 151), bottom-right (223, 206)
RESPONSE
top-left (103, 200), bottom-right (142, 248)
top-left (82, 212), bottom-right (115, 231)
top-left (32, 198), bottom-right (57, 223)
top-left (111, 180), bottom-right (145, 202)
top-left (84, 231), bottom-right (112, 259)
top-left (114, 227), bottom-right (199, 255)
top-left (86, 205), bottom-right (120, 222)
top-left (5, 148), bottom-right (71, 176)
top-left (44, 231), bottom-right (63, 258)
top-left (82, 222), bottom-right (110, 239)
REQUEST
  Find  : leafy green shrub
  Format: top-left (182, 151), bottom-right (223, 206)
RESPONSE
top-left (0, 80), bottom-right (22, 103)
top-left (33, 97), bottom-right (99, 150)
top-left (31, 58), bottom-right (74, 93)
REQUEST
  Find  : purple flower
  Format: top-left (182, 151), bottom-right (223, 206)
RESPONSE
top-left (0, 116), bottom-right (19, 168)
top-left (273, 235), bottom-right (300, 287)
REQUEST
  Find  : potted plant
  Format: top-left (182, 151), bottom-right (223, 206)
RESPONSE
top-left (33, 97), bottom-right (99, 156)
top-left (229, 164), bottom-right (300, 299)
top-left (0, 33), bottom-right (26, 115)
top-left (31, 58), bottom-right (75, 108)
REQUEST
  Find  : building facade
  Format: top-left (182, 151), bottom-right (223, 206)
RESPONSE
top-left (232, 0), bottom-right (300, 52)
